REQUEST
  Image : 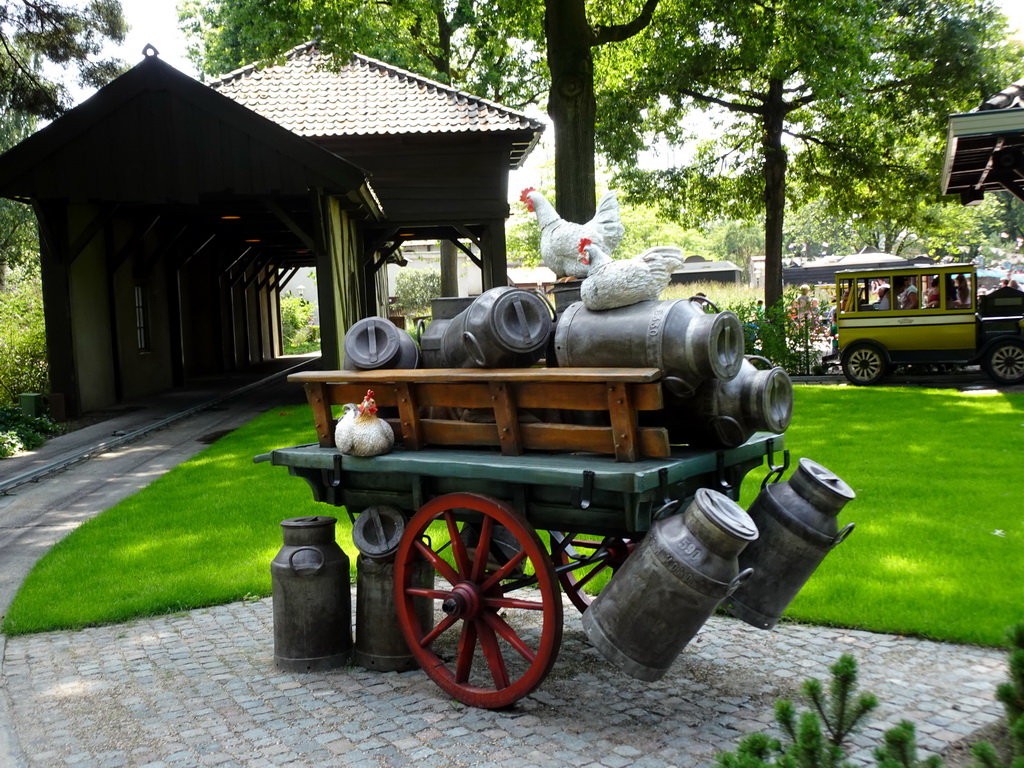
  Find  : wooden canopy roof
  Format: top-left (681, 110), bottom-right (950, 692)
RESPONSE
top-left (0, 47), bottom-right (379, 210)
top-left (941, 79), bottom-right (1024, 205)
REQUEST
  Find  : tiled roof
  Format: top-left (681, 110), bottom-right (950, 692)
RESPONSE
top-left (210, 42), bottom-right (544, 165)
top-left (980, 79), bottom-right (1024, 110)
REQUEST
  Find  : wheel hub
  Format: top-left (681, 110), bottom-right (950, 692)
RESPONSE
top-left (441, 581), bottom-right (482, 619)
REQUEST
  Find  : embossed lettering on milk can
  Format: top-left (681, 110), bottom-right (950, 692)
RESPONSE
top-left (581, 488), bottom-right (758, 682)
top-left (553, 298), bottom-right (745, 396)
top-left (271, 516), bottom-right (352, 671)
top-left (352, 506), bottom-right (434, 672)
top-left (724, 458), bottom-right (855, 629)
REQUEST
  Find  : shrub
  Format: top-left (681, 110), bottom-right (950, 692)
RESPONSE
top-left (0, 266), bottom-right (48, 405)
top-left (392, 269), bottom-right (442, 317)
top-left (279, 293), bottom-right (318, 353)
top-left (0, 406), bottom-right (61, 459)
top-left (715, 654), bottom-right (949, 768)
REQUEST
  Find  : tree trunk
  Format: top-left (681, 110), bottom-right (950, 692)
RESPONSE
top-left (762, 78), bottom-right (787, 308)
top-left (544, 0), bottom-right (597, 223)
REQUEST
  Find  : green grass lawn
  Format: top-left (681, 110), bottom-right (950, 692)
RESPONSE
top-left (3, 386), bottom-right (1022, 646)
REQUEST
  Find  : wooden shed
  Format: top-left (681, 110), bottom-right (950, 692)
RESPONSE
top-left (211, 43), bottom-right (545, 313)
top-left (0, 44), bottom-right (543, 417)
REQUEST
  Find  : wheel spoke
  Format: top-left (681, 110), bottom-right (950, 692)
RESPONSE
top-left (420, 612), bottom-right (460, 648)
top-left (413, 538), bottom-right (459, 585)
top-left (405, 587), bottom-right (453, 601)
top-left (445, 510), bottom-right (471, 578)
top-left (484, 595), bottom-right (546, 612)
top-left (470, 514), bottom-right (494, 582)
top-left (475, 619), bottom-right (511, 690)
top-left (454, 620), bottom-right (478, 684)
top-left (481, 611), bottom-right (537, 664)
top-left (479, 549), bottom-right (528, 593)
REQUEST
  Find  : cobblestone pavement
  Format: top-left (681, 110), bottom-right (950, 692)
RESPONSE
top-left (1, 592), bottom-right (1006, 768)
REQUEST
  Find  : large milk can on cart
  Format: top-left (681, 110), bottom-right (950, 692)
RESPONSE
top-left (259, 367), bottom-right (787, 709)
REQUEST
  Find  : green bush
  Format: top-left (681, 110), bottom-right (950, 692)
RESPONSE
top-left (279, 293), bottom-right (318, 353)
top-left (392, 269), bottom-right (442, 316)
top-left (662, 281), bottom-right (834, 375)
top-left (0, 406), bottom-right (61, 459)
top-left (0, 266), bottom-right (48, 405)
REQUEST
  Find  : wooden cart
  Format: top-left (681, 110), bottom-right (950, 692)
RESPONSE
top-left (261, 367), bottom-right (786, 708)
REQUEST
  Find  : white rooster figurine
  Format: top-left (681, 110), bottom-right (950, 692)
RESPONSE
top-left (577, 238), bottom-right (684, 311)
top-left (334, 389), bottom-right (395, 457)
top-left (520, 188), bottom-right (625, 279)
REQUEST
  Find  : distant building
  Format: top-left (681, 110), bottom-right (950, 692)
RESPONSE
top-left (669, 256), bottom-right (743, 285)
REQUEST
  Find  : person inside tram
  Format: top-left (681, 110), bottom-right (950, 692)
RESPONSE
top-left (898, 276), bottom-right (919, 309)
top-left (874, 283), bottom-right (891, 310)
top-left (925, 276), bottom-right (940, 308)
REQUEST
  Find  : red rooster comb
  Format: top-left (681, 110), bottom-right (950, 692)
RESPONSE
top-left (365, 389), bottom-right (375, 399)
top-left (519, 187), bottom-right (536, 202)
top-left (578, 237), bottom-right (593, 253)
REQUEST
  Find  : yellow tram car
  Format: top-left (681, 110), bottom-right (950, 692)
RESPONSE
top-left (834, 263), bottom-right (1024, 385)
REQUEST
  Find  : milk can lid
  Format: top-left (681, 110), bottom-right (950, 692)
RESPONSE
top-left (343, 317), bottom-right (403, 369)
top-left (695, 488), bottom-right (758, 541)
top-left (352, 506), bottom-right (406, 559)
top-left (791, 458), bottom-right (856, 511)
top-left (489, 289), bottom-right (552, 353)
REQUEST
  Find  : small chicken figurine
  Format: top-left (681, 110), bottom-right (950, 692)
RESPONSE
top-left (577, 238), bottom-right (684, 311)
top-left (520, 188), bottom-right (625, 279)
top-left (334, 390), bottom-right (395, 457)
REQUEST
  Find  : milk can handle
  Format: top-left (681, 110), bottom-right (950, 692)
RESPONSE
top-left (830, 522), bottom-right (855, 548)
top-left (726, 567), bottom-right (755, 596)
top-left (463, 331), bottom-right (488, 367)
top-left (689, 294), bottom-right (721, 313)
top-left (288, 547), bottom-right (325, 575)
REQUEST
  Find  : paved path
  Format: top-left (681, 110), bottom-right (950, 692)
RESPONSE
top-left (1, 595), bottom-right (1006, 768)
top-left (0, 367), bottom-right (1013, 767)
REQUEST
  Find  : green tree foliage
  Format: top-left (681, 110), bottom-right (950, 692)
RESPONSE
top-left (0, 0), bottom-right (127, 119)
top-left (178, 0), bottom-right (547, 108)
top-left (392, 268), bottom-right (441, 317)
top-left (0, 264), bottom-right (47, 405)
top-left (279, 292), bottom-right (318, 352)
top-left (597, 0), bottom-right (1014, 307)
top-left (0, 108), bottom-right (39, 290)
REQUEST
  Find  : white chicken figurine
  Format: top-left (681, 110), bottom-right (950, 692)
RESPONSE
top-left (577, 238), bottom-right (684, 311)
top-left (520, 187), bottom-right (625, 279)
top-left (334, 389), bottom-right (395, 457)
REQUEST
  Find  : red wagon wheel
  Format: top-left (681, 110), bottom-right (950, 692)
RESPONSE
top-left (393, 492), bottom-right (563, 709)
top-left (550, 533), bottom-right (636, 613)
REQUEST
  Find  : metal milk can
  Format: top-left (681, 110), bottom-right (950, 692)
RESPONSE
top-left (418, 297), bottom-right (474, 367)
top-left (352, 506), bottom-right (434, 672)
top-left (343, 316), bottom-right (420, 370)
top-left (271, 516), bottom-right (352, 671)
top-left (724, 458), bottom-right (855, 629)
top-left (581, 488), bottom-right (758, 682)
top-left (553, 299), bottom-right (745, 395)
top-left (660, 356), bottom-right (794, 448)
top-left (420, 288), bottom-right (553, 368)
